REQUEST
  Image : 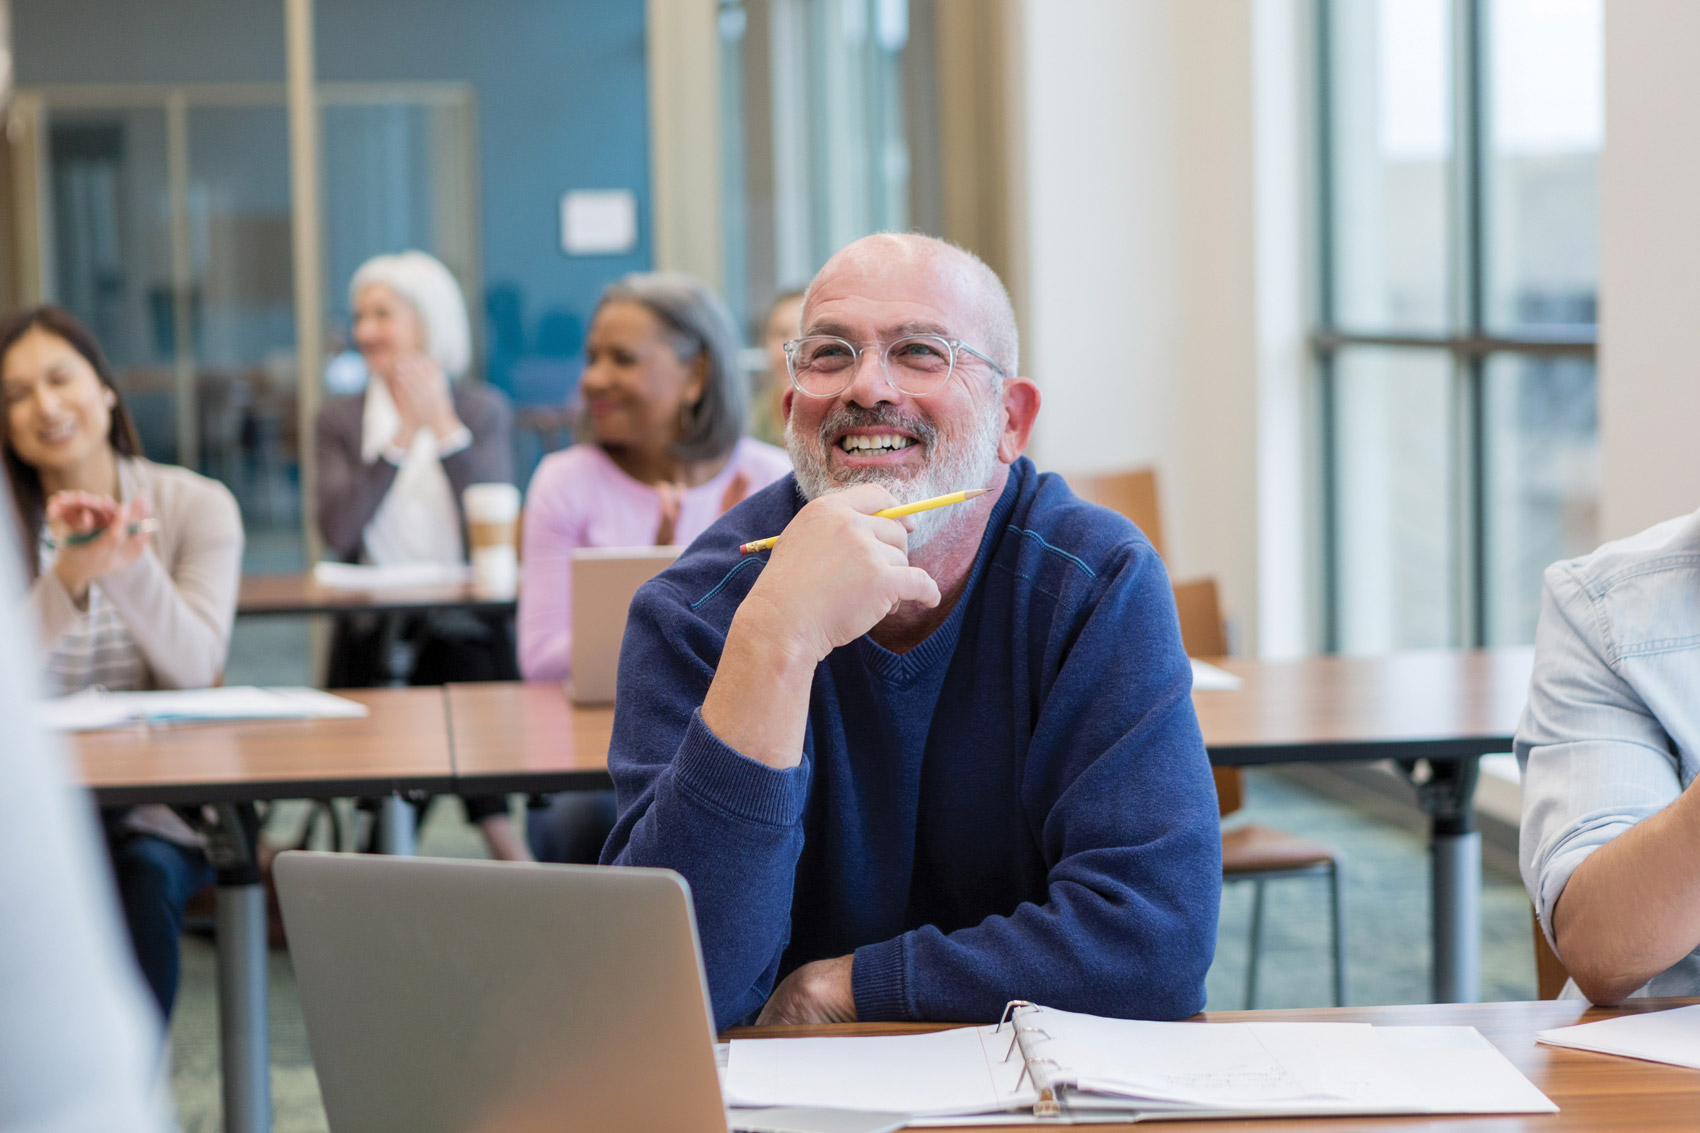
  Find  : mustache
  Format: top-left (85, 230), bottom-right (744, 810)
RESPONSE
top-left (816, 405), bottom-right (938, 450)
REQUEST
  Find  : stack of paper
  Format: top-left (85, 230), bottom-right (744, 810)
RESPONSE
top-left (1537, 1004), bottom-right (1700, 1069)
top-left (313, 561), bottom-right (471, 590)
top-left (38, 687), bottom-right (369, 732)
top-left (725, 1007), bottom-right (1555, 1125)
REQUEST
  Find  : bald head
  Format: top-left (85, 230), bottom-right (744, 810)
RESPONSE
top-left (802, 233), bottom-right (1020, 380)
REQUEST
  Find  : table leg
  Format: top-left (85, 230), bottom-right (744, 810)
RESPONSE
top-left (376, 793), bottom-right (416, 856)
top-left (215, 882), bottom-right (271, 1133)
top-left (202, 803), bottom-right (271, 1133)
top-left (1402, 757), bottom-right (1482, 1003)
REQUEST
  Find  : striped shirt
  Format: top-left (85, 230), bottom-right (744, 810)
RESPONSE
top-left (38, 535), bottom-right (147, 696)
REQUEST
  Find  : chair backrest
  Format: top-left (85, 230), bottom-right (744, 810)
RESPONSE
top-left (1064, 467), bottom-right (1166, 559)
top-left (1173, 578), bottom-right (1227, 657)
top-left (1532, 906), bottom-right (1571, 999)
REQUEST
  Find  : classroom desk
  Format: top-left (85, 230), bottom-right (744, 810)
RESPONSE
top-left (727, 997), bottom-right (1700, 1131)
top-left (237, 571), bottom-right (516, 618)
top-left (1196, 647), bottom-right (1534, 1005)
top-left (72, 687), bottom-right (455, 1133)
top-left (446, 647), bottom-right (1535, 1007)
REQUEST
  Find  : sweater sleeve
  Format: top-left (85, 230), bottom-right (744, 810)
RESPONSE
top-left (516, 456), bottom-right (587, 681)
top-left (314, 399), bottom-right (399, 561)
top-left (601, 581), bottom-right (812, 1030)
top-left (441, 384), bottom-right (515, 508)
top-left (99, 476), bottom-right (244, 690)
top-left (851, 546), bottom-right (1222, 1023)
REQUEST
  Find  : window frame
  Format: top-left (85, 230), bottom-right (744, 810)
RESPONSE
top-left (1313, 0), bottom-right (1599, 653)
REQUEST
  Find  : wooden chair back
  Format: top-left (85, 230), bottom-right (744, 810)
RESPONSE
top-left (1065, 468), bottom-right (1166, 559)
top-left (1171, 576), bottom-right (1240, 818)
top-left (1533, 907), bottom-right (1571, 999)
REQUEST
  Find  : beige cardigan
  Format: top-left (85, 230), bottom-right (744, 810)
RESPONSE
top-left (27, 457), bottom-right (243, 690)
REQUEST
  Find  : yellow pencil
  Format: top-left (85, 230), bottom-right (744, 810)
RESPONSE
top-left (739, 488), bottom-right (991, 555)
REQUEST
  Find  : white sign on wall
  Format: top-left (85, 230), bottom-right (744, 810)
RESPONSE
top-left (560, 189), bottom-right (638, 255)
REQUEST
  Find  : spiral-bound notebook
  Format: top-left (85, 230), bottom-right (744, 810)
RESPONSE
top-left (726, 1001), bottom-right (1556, 1124)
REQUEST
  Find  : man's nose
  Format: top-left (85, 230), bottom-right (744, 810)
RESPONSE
top-left (842, 345), bottom-right (904, 407)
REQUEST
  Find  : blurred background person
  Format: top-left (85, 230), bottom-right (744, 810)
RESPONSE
top-left (2, 305), bottom-right (243, 1022)
top-left (315, 249), bottom-right (528, 860)
top-left (752, 288), bottom-right (804, 447)
top-left (518, 271), bottom-right (789, 861)
top-left (0, 471), bottom-right (174, 1131)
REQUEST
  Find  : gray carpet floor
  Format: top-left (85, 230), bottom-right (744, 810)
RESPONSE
top-left (159, 769), bottom-right (1537, 1131)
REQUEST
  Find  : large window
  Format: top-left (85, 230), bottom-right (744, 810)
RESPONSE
top-left (1317, 0), bottom-right (1601, 652)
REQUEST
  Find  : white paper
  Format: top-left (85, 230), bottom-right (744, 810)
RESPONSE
top-left (38, 687), bottom-right (369, 732)
top-left (313, 560), bottom-right (471, 590)
top-left (1189, 658), bottom-right (1243, 691)
top-left (727, 1010), bottom-right (1556, 1125)
top-left (1537, 1004), bottom-right (1700, 1069)
top-left (726, 1026), bottom-right (1034, 1116)
top-left (1381, 1026), bottom-right (1558, 1114)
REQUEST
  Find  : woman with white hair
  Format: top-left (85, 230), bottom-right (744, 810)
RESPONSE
top-left (315, 250), bottom-right (527, 859)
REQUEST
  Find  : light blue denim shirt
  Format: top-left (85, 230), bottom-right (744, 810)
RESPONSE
top-left (1518, 508), bottom-right (1700, 998)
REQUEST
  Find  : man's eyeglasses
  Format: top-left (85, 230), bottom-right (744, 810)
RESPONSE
top-left (783, 334), bottom-right (1007, 399)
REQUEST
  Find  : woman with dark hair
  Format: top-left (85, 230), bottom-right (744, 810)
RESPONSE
top-left (1, 305), bottom-right (243, 1022)
top-left (518, 272), bottom-right (789, 860)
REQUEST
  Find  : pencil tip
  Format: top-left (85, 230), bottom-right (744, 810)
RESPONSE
top-left (966, 488), bottom-right (991, 498)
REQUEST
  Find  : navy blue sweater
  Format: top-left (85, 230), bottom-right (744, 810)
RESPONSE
top-left (603, 458), bottom-right (1221, 1030)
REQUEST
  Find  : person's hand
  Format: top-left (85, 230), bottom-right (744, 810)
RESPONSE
top-left (756, 955), bottom-right (857, 1025)
top-left (735, 483), bottom-right (942, 666)
top-left (389, 352), bottom-right (462, 447)
top-left (46, 491), bottom-right (154, 605)
top-left (655, 480), bottom-right (682, 545)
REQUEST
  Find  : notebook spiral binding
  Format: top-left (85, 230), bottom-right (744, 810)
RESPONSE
top-left (997, 1001), bottom-right (1064, 1118)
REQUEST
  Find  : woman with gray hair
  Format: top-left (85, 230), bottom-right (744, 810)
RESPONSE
top-left (315, 250), bottom-right (528, 859)
top-left (519, 272), bottom-right (789, 859)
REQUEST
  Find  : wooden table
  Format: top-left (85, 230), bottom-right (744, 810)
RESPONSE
top-left (71, 687), bottom-right (455, 1133)
top-left (729, 998), bottom-right (1700, 1130)
top-left (445, 681), bottom-right (615, 794)
top-left (237, 571), bottom-right (515, 618)
top-left (438, 650), bottom-right (1535, 1005)
top-left (1196, 647), bottom-right (1534, 1005)
top-left (77, 687), bottom-right (456, 806)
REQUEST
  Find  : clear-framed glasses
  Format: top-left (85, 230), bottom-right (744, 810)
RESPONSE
top-left (783, 334), bottom-right (1007, 399)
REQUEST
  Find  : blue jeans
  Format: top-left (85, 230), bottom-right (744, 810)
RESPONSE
top-left (108, 831), bottom-right (216, 1020)
top-left (527, 790), bottom-right (619, 864)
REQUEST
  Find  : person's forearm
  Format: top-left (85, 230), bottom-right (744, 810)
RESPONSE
top-left (1554, 781), bottom-right (1700, 1004)
top-left (699, 602), bottom-right (818, 769)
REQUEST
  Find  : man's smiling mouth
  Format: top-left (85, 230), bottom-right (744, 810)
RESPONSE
top-left (838, 433), bottom-right (915, 454)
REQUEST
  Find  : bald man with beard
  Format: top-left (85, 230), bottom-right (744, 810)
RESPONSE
top-left (602, 234), bottom-right (1221, 1029)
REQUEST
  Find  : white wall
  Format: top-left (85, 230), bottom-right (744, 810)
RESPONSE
top-left (1009, 0), bottom-right (1311, 655)
top-left (1598, 1), bottom-right (1700, 540)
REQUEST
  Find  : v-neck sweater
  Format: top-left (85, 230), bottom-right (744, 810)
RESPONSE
top-left (603, 458), bottom-right (1221, 1029)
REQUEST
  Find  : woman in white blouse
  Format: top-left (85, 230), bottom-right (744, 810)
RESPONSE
top-left (1, 306), bottom-right (243, 1022)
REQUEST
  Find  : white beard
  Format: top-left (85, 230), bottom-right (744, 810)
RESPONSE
top-left (787, 394), bottom-right (1004, 551)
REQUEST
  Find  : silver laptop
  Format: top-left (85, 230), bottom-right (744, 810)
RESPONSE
top-left (570, 546), bottom-right (681, 704)
top-left (275, 853), bottom-right (727, 1133)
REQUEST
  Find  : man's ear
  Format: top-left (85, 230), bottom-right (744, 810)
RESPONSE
top-left (781, 386), bottom-right (795, 424)
top-left (997, 378), bottom-right (1040, 463)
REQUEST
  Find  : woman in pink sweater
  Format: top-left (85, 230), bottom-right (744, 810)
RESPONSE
top-left (518, 273), bottom-right (789, 683)
top-left (519, 273), bottom-right (789, 861)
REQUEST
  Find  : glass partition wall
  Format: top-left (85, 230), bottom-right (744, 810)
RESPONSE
top-left (1316, 0), bottom-right (1601, 652)
top-left (5, 83), bottom-right (479, 570)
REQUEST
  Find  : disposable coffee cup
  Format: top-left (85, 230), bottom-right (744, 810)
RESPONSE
top-left (463, 482), bottom-right (521, 596)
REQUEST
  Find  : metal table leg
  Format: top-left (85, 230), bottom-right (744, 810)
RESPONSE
top-left (376, 793), bottom-right (416, 856)
top-left (202, 804), bottom-right (271, 1133)
top-left (1402, 757), bottom-right (1483, 1003)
